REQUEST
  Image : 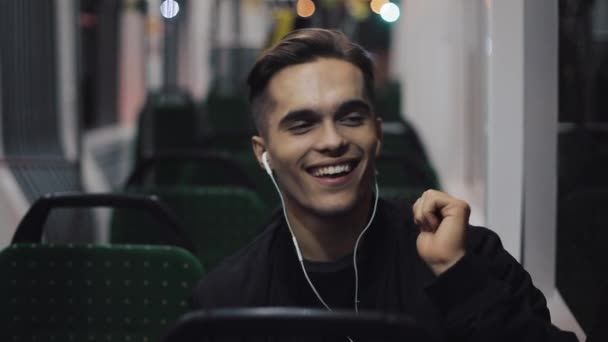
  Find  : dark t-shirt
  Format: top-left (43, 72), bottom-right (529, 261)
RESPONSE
top-left (306, 257), bottom-right (358, 310)
top-left (297, 240), bottom-right (372, 310)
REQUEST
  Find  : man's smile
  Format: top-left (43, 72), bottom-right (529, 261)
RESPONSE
top-left (305, 158), bottom-right (361, 186)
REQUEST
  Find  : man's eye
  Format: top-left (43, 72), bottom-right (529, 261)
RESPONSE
top-left (340, 113), bottom-right (365, 126)
top-left (288, 121), bottom-right (313, 133)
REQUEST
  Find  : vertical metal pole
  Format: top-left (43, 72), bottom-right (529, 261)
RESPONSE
top-left (55, 0), bottom-right (79, 161)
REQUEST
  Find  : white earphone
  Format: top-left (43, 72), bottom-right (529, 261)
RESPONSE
top-left (262, 151), bottom-right (272, 176)
top-left (261, 150), bottom-right (379, 315)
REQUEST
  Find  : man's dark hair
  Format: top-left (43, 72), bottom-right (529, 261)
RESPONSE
top-left (246, 28), bottom-right (375, 135)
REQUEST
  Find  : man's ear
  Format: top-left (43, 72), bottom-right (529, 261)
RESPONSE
top-left (374, 116), bottom-right (383, 157)
top-left (251, 135), bottom-right (268, 171)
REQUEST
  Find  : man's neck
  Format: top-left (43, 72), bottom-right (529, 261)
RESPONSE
top-left (284, 192), bottom-right (374, 262)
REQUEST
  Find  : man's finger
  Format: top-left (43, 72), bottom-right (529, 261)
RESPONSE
top-left (420, 191), bottom-right (440, 231)
top-left (421, 190), bottom-right (468, 218)
top-left (413, 197), bottom-right (423, 225)
top-left (412, 197), bottom-right (421, 223)
top-left (417, 192), bottom-right (428, 228)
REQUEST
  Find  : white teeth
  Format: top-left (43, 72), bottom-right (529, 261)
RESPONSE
top-left (312, 163), bottom-right (352, 177)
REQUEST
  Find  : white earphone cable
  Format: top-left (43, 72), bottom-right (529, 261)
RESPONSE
top-left (353, 181), bottom-right (379, 313)
top-left (268, 169), bottom-right (334, 310)
top-left (264, 157), bottom-right (379, 313)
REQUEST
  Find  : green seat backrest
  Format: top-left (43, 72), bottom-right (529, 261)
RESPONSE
top-left (230, 151), bottom-right (279, 211)
top-left (0, 244), bottom-right (203, 341)
top-left (178, 162), bottom-right (253, 189)
top-left (126, 152), bottom-right (255, 190)
top-left (379, 187), bottom-right (424, 206)
top-left (376, 81), bottom-right (403, 123)
top-left (109, 205), bottom-right (180, 250)
top-left (200, 133), bottom-right (253, 153)
top-left (196, 134), bottom-right (279, 210)
top-left (376, 158), bottom-right (412, 188)
top-left (381, 132), bottom-right (412, 155)
top-left (203, 91), bottom-right (253, 135)
top-left (111, 186), bottom-right (266, 270)
top-left (135, 90), bottom-right (199, 163)
top-left (380, 120), bottom-right (440, 189)
top-left (376, 156), bottom-right (438, 190)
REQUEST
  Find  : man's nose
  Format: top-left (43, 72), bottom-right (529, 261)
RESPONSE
top-left (314, 122), bottom-right (348, 155)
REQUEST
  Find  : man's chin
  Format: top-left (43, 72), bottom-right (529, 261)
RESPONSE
top-left (308, 199), bottom-right (358, 218)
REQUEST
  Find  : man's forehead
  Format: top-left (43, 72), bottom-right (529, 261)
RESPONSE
top-left (266, 58), bottom-right (367, 114)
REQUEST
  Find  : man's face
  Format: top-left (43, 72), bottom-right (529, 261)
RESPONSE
top-left (252, 58), bottom-right (382, 218)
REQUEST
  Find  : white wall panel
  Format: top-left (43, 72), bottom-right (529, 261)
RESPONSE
top-left (485, 0), bottom-right (525, 260)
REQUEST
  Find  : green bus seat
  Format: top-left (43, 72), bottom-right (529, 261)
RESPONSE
top-left (126, 151), bottom-right (256, 190)
top-left (11, 192), bottom-right (194, 254)
top-left (376, 153), bottom-right (439, 190)
top-left (0, 243), bottom-right (203, 341)
top-left (112, 186), bottom-right (267, 270)
top-left (135, 89), bottom-right (200, 163)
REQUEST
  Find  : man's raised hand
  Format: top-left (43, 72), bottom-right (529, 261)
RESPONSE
top-left (413, 190), bottom-right (470, 276)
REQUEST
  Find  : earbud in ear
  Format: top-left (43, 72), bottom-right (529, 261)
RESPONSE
top-left (262, 152), bottom-right (272, 176)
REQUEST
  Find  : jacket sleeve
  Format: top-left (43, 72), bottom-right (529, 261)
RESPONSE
top-left (424, 226), bottom-right (579, 342)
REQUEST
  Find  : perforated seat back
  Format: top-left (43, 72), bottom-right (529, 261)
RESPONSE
top-left (112, 186), bottom-right (266, 269)
top-left (0, 244), bottom-right (203, 341)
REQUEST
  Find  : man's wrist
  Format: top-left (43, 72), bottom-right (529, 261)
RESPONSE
top-left (429, 250), bottom-right (466, 276)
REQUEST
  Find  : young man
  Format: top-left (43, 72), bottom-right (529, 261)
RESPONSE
top-left (191, 29), bottom-right (577, 341)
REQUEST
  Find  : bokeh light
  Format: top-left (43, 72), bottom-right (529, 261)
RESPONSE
top-left (380, 2), bottom-right (400, 22)
top-left (297, 0), bottom-right (316, 18)
top-left (347, 0), bottom-right (371, 21)
top-left (160, 0), bottom-right (180, 19)
top-left (370, 0), bottom-right (389, 15)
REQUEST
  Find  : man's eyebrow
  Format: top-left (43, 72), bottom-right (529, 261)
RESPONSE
top-left (335, 99), bottom-right (372, 115)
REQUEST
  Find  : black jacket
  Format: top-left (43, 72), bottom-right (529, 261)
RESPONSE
top-left (191, 198), bottom-right (578, 342)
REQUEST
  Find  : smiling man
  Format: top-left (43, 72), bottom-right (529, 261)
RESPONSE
top-left (190, 29), bottom-right (576, 342)
top-left (251, 56), bottom-right (381, 261)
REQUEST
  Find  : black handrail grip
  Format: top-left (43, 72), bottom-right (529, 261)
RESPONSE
top-left (162, 307), bottom-right (434, 341)
top-left (127, 150), bottom-right (255, 189)
top-left (11, 192), bottom-right (197, 253)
